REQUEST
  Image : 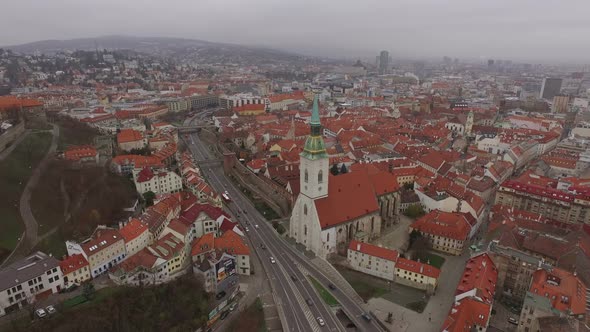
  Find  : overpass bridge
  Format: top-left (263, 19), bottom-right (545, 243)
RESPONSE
top-left (177, 125), bottom-right (215, 133)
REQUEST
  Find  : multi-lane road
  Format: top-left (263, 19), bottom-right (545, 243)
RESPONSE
top-left (185, 115), bottom-right (384, 332)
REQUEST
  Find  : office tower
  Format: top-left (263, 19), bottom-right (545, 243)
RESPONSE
top-left (379, 50), bottom-right (389, 74)
top-left (540, 78), bottom-right (563, 100)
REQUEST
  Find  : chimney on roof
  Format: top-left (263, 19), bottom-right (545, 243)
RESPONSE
top-left (420, 265), bottom-right (424, 274)
top-left (357, 243), bottom-right (361, 251)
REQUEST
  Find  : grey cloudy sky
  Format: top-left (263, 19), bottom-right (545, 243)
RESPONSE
top-left (2, 0), bottom-right (589, 62)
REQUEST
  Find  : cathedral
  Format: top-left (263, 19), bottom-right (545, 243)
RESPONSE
top-left (290, 95), bottom-right (399, 259)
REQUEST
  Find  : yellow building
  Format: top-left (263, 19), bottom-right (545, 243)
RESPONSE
top-left (394, 257), bottom-right (440, 293)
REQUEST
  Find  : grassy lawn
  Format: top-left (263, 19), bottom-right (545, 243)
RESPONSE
top-left (0, 132), bottom-right (51, 256)
top-left (414, 252), bottom-right (445, 269)
top-left (228, 297), bottom-right (266, 332)
top-left (308, 276), bottom-right (339, 307)
top-left (335, 266), bottom-right (388, 301)
top-left (255, 201), bottom-right (280, 221)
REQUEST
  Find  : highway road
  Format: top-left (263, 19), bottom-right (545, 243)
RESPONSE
top-left (186, 116), bottom-right (384, 332)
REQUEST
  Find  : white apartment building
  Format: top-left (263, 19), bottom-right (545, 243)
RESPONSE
top-left (66, 227), bottom-right (127, 278)
top-left (133, 167), bottom-right (183, 195)
top-left (0, 252), bottom-right (64, 316)
top-left (347, 240), bottom-right (398, 281)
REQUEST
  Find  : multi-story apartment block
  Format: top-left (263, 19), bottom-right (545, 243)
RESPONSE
top-left (66, 227), bottom-right (126, 278)
top-left (0, 252), bottom-right (63, 316)
top-left (133, 167), bottom-right (183, 195)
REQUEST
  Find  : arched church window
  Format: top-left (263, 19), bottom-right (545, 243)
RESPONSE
top-left (318, 170), bottom-right (323, 183)
top-left (304, 169), bottom-right (309, 183)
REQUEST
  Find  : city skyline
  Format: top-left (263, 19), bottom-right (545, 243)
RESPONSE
top-left (2, 0), bottom-right (590, 63)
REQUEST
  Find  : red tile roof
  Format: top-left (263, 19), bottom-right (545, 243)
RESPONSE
top-left (529, 267), bottom-right (587, 315)
top-left (455, 253), bottom-right (497, 304)
top-left (117, 128), bottom-right (144, 144)
top-left (81, 228), bottom-right (123, 257)
top-left (441, 297), bottom-right (492, 332)
top-left (0, 96), bottom-right (43, 111)
top-left (119, 218), bottom-right (148, 243)
top-left (395, 257), bottom-right (440, 278)
top-left (191, 230), bottom-right (250, 257)
top-left (59, 254), bottom-right (89, 275)
top-left (136, 167), bottom-right (155, 182)
top-left (191, 233), bottom-right (215, 256)
top-left (64, 145), bottom-right (97, 161)
top-left (348, 240), bottom-right (399, 262)
top-left (314, 172), bottom-right (380, 229)
top-left (411, 210), bottom-right (471, 241)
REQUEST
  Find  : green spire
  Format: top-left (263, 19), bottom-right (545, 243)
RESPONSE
top-left (301, 94), bottom-right (328, 160)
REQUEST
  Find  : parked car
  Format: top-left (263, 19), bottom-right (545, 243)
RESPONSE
top-left (508, 317), bottom-right (518, 325)
top-left (220, 311), bottom-right (229, 320)
top-left (229, 303), bottom-right (237, 312)
top-left (328, 283), bottom-right (336, 290)
top-left (46, 305), bottom-right (56, 314)
top-left (216, 291), bottom-right (226, 300)
top-left (35, 309), bottom-right (47, 319)
top-left (317, 317), bottom-right (325, 326)
top-left (361, 312), bottom-right (372, 321)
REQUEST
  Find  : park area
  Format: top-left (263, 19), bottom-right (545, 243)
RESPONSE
top-left (336, 266), bottom-right (428, 313)
top-left (0, 132), bottom-right (51, 261)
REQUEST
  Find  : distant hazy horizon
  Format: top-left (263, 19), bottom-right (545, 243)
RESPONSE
top-left (2, 0), bottom-right (590, 64)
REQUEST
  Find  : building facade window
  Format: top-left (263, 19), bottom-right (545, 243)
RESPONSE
top-left (318, 170), bottom-right (323, 183)
top-left (304, 169), bottom-right (309, 183)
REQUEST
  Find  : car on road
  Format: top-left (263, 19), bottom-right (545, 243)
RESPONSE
top-left (306, 298), bottom-right (313, 306)
top-left (270, 257), bottom-right (276, 264)
top-left (317, 317), bottom-right (325, 326)
top-left (220, 311), bottom-right (229, 320)
top-left (46, 305), bottom-right (56, 314)
top-left (328, 283), bottom-right (337, 290)
top-left (216, 291), bottom-right (226, 300)
top-left (290, 275), bottom-right (298, 282)
top-left (361, 313), bottom-right (372, 321)
top-left (260, 244), bottom-right (266, 250)
top-left (245, 227), bottom-right (249, 232)
top-left (254, 224), bottom-right (259, 229)
top-left (35, 308), bottom-right (47, 318)
top-left (229, 303), bottom-right (237, 312)
top-left (508, 317), bottom-right (518, 325)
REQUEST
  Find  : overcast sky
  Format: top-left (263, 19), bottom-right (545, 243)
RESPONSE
top-left (2, 0), bottom-right (589, 62)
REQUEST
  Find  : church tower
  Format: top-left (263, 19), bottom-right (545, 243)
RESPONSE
top-left (300, 94), bottom-right (329, 199)
top-left (465, 110), bottom-right (474, 137)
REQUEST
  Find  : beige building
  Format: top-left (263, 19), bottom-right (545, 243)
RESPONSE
top-left (347, 240), bottom-right (398, 281)
top-left (394, 257), bottom-right (440, 293)
top-left (119, 219), bottom-right (151, 257)
top-left (66, 227), bottom-right (126, 278)
top-left (552, 94), bottom-right (570, 113)
top-left (409, 211), bottom-right (472, 256)
top-left (59, 254), bottom-right (91, 288)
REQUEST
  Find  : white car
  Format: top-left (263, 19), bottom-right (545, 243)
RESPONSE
top-left (317, 317), bottom-right (325, 326)
top-left (254, 224), bottom-right (259, 229)
top-left (245, 227), bottom-right (250, 232)
top-left (35, 308), bottom-right (47, 318)
top-left (270, 257), bottom-right (276, 264)
top-left (46, 305), bottom-right (56, 314)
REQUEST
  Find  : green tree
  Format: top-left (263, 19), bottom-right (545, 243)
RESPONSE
top-left (404, 204), bottom-right (425, 219)
top-left (330, 163), bottom-right (340, 176)
top-left (83, 282), bottom-right (96, 300)
top-left (143, 191), bottom-right (156, 207)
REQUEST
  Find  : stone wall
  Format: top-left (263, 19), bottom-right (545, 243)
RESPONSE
top-left (0, 121), bottom-right (25, 153)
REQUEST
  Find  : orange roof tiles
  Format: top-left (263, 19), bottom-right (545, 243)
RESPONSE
top-left (64, 145), bottom-right (97, 161)
top-left (349, 240), bottom-right (399, 262)
top-left (455, 253), bottom-right (497, 304)
top-left (441, 297), bottom-right (492, 332)
top-left (59, 254), bottom-right (89, 275)
top-left (0, 96), bottom-right (43, 111)
top-left (314, 172), bottom-right (380, 229)
top-left (529, 267), bottom-right (587, 315)
top-left (119, 219), bottom-right (148, 243)
top-left (117, 128), bottom-right (144, 144)
top-left (411, 210), bottom-right (471, 241)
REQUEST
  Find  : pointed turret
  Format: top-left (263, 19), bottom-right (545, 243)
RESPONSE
top-left (301, 94), bottom-right (328, 160)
